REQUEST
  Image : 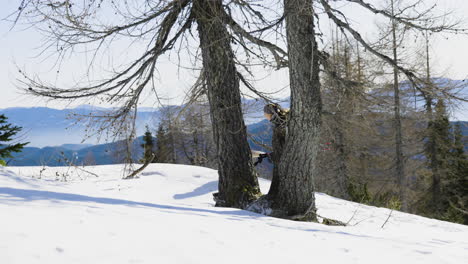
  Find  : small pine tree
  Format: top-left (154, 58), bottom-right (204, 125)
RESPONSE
top-left (348, 180), bottom-right (371, 204)
top-left (141, 126), bottom-right (155, 163)
top-left (154, 123), bottom-right (169, 163)
top-left (0, 114), bottom-right (29, 165)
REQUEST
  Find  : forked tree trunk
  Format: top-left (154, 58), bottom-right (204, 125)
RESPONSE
top-left (194, 0), bottom-right (261, 208)
top-left (272, 0), bottom-right (322, 220)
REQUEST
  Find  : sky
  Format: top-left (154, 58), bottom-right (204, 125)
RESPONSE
top-left (1, 0), bottom-right (468, 112)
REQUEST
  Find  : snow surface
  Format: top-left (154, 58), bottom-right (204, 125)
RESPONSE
top-left (1, 164), bottom-right (467, 264)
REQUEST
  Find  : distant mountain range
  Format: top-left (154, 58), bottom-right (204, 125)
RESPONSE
top-left (1, 78), bottom-right (467, 167)
top-left (7, 138), bottom-right (146, 166)
top-left (0, 105), bottom-right (161, 148)
top-left (4, 119), bottom-right (275, 167)
top-left (0, 99), bottom-right (273, 166)
top-left (0, 99), bottom-right (272, 148)
top-left (5, 119), bottom-right (467, 167)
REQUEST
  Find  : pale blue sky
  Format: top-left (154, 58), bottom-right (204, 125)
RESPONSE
top-left (1, 0), bottom-right (468, 114)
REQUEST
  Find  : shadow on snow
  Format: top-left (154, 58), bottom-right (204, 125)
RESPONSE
top-left (0, 187), bottom-right (394, 242)
top-left (0, 187), bottom-right (258, 219)
top-left (173, 181), bottom-right (218, 200)
top-left (0, 169), bottom-right (40, 188)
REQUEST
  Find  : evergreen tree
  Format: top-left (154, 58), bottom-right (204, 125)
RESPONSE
top-left (445, 123), bottom-right (468, 224)
top-left (424, 100), bottom-right (452, 215)
top-left (154, 123), bottom-right (169, 163)
top-left (141, 126), bottom-right (155, 163)
top-left (0, 114), bottom-right (29, 165)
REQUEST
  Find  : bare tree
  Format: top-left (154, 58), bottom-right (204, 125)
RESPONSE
top-left (250, 0), bottom-right (323, 221)
top-left (11, 0), bottom-right (465, 217)
top-left (317, 34), bottom-right (369, 200)
top-left (389, 0), bottom-right (407, 211)
top-left (368, 0), bottom-right (415, 211)
top-left (261, 0), bottom-right (464, 220)
top-left (13, 0), bottom-right (290, 208)
top-left (179, 100), bottom-right (216, 167)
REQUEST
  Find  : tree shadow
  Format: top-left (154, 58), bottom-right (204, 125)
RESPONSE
top-left (0, 188), bottom-right (394, 243)
top-left (0, 168), bottom-right (39, 188)
top-left (140, 171), bottom-right (166, 177)
top-left (173, 181), bottom-right (217, 200)
top-left (0, 187), bottom-right (260, 219)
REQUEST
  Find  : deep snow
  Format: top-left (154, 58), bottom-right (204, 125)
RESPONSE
top-left (1, 164), bottom-right (467, 264)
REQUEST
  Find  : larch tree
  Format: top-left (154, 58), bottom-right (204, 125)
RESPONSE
top-left (389, 0), bottom-right (406, 210)
top-left (256, 0), bottom-right (464, 220)
top-left (193, 0), bottom-right (260, 207)
top-left (178, 100), bottom-right (216, 167)
top-left (12, 0), bottom-right (288, 209)
top-left (12, 0), bottom-right (464, 218)
top-left (370, 0), bottom-right (425, 211)
top-left (245, 0), bottom-right (324, 221)
top-left (318, 35), bottom-right (372, 201)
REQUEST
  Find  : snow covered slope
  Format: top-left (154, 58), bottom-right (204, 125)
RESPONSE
top-left (1, 164), bottom-right (467, 264)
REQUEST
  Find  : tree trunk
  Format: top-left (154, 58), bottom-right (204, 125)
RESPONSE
top-left (271, 0), bottom-right (321, 220)
top-left (194, 0), bottom-right (261, 208)
top-left (424, 32), bottom-right (441, 212)
top-left (391, 0), bottom-right (407, 211)
top-left (267, 125), bottom-right (286, 199)
top-left (332, 37), bottom-right (350, 200)
top-left (334, 118), bottom-right (351, 200)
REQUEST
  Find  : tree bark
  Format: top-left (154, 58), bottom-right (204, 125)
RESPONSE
top-left (267, 124), bottom-right (286, 199)
top-left (334, 119), bottom-right (351, 200)
top-left (271, 0), bottom-right (321, 220)
top-left (194, 0), bottom-right (261, 208)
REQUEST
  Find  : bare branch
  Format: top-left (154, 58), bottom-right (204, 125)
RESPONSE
top-left (320, 0), bottom-right (425, 93)
top-left (222, 10), bottom-right (288, 69)
top-left (346, 0), bottom-right (465, 33)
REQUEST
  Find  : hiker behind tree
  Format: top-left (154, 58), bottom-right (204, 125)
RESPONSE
top-left (260, 103), bottom-right (288, 198)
